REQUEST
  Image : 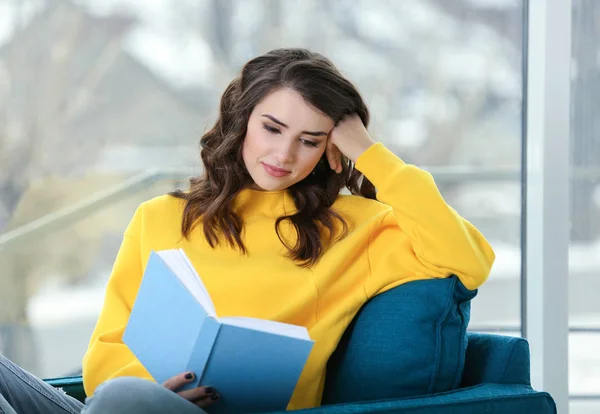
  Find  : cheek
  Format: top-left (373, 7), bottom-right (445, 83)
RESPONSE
top-left (242, 130), bottom-right (258, 162)
top-left (243, 126), bottom-right (268, 158)
top-left (241, 136), bottom-right (257, 172)
top-left (297, 152), bottom-right (325, 177)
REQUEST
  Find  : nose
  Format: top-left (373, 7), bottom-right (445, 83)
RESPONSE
top-left (274, 139), bottom-right (295, 165)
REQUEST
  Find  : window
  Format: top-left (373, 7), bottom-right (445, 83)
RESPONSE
top-left (569, 0), bottom-right (600, 410)
top-left (1, 0), bottom-right (523, 383)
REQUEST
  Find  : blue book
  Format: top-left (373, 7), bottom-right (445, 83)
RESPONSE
top-left (122, 249), bottom-right (314, 414)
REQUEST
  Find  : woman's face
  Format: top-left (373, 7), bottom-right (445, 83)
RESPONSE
top-left (242, 88), bottom-right (335, 191)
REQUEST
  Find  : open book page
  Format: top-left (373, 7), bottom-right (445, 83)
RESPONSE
top-left (220, 317), bottom-right (311, 341)
top-left (156, 249), bottom-right (216, 316)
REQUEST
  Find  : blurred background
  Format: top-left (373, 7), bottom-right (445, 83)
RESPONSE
top-left (0, 0), bottom-right (597, 412)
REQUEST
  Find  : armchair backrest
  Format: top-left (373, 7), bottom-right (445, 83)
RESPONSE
top-left (322, 276), bottom-right (476, 405)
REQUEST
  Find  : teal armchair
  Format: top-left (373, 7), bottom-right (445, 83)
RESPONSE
top-left (45, 277), bottom-right (556, 413)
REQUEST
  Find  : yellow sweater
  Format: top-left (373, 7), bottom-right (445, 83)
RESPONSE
top-left (82, 143), bottom-right (495, 410)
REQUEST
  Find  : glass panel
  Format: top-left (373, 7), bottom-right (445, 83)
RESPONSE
top-left (571, 400), bottom-right (600, 414)
top-left (447, 0), bottom-right (523, 333)
top-left (570, 0), bottom-right (600, 398)
top-left (0, 0), bottom-right (523, 378)
top-left (570, 333), bottom-right (600, 396)
top-left (475, 330), bottom-right (521, 338)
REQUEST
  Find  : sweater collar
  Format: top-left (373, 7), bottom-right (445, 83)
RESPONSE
top-left (233, 188), bottom-right (297, 218)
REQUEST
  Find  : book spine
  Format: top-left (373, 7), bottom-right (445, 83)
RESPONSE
top-left (185, 316), bottom-right (222, 387)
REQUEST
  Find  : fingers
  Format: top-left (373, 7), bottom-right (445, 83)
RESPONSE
top-left (162, 372), bottom-right (220, 407)
top-left (162, 371), bottom-right (196, 391)
top-left (326, 140), bottom-right (343, 174)
top-left (178, 386), bottom-right (220, 408)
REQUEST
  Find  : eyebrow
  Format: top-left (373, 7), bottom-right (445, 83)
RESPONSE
top-left (261, 114), bottom-right (328, 137)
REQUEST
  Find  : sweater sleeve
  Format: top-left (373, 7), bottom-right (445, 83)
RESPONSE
top-left (355, 143), bottom-right (496, 298)
top-left (81, 205), bottom-right (153, 396)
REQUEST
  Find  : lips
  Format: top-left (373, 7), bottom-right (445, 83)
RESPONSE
top-left (262, 162), bottom-right (291, 178)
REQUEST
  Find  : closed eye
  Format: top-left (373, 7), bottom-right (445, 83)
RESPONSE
top-left (263, 124), bottom-right (280, 134)
top-left (264, 124), bottom-right (319, 148)
top-left (301, 139), bottom-right (318, 148)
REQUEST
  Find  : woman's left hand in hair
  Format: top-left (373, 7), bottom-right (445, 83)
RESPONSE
top-left (326, 114), bottom-right (376, 173)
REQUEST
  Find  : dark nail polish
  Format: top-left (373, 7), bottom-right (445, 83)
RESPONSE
top-left (205, 387), bottom-right (215, 394)
top-left (185, 373), bottom-right (194, 380)
top-left (211, 393), bottom-right (220, 401)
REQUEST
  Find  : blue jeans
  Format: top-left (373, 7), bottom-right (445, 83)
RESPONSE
top-left (0, 354), bottom-right (206, 414)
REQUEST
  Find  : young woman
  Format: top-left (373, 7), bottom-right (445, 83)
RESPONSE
top-left (0, 48), bottom-right (495, 414)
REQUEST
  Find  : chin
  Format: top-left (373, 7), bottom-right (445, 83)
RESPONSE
top-left (252, 180), bottom-right (290, 191)
top-left (250, 171), bottom-right (300, 191)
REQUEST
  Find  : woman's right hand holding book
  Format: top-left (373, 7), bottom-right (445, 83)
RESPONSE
top-left (162, 372), bottom-right (220, 408)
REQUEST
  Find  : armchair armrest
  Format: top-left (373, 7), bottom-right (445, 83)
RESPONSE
top-left (462, 333), bottom-right (531, 387)
top-left (273, 384), bottom-right (555, 414)
top-left (44, 376), bottom-right (86, 403)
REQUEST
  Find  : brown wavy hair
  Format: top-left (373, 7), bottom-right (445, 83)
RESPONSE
top-left (171, 48), bottom-right (376, 266)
